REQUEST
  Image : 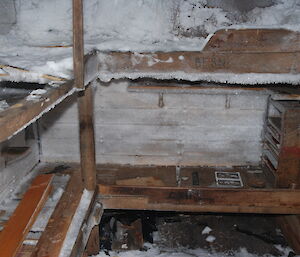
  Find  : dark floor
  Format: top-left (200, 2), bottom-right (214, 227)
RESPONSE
top-left (99, 211), bottom-right (293, 256)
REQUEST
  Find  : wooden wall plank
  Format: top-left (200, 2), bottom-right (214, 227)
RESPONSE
top-left (0, 174), bottom-right (53, 257)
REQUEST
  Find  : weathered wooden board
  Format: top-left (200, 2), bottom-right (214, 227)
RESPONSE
top-left (95, 29), bottom-right (300, 82)
top-left (32, 172), bottom-right (83, 257)
top-left (0, 174), bottom-right (53, 257)
top-left (40, 82), bottom-right (267, 166)
top-left (203, 29), bottom-right (300, 53)
top-left (0, 80), bottom-right (75, 143)
top-left (98, 185), bottom-right (300, 214)
top-left (0, 64), bottom-right (67, 82)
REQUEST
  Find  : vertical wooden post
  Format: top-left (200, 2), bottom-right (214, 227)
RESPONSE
top-left (73, 0), bottom-right (96, 190)
top-left (78, 86), bottom-right (97, 190)
top-left (73, 0), bottom-right (84, 90)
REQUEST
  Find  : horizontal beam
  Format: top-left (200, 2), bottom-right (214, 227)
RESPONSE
top-left (94, 29), bottom-right (300, 84)
top-left (0, 81), bottom-right (75, 143)
top-left (98, 185), bottom-right (300, 214)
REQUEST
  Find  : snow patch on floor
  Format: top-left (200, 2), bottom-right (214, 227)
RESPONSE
top-left (91, 243), bottom-right (294, 257)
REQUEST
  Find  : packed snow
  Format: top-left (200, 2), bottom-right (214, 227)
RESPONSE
top-left (0, 0), bottom-right (300, 84)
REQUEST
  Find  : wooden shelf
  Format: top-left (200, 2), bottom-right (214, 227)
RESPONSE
top-left (95, 29), bottom-right (300, 83)
top-left (0, 81), bottom-right (75, 143)
top-left (263, 99), bottom-right (300, 188)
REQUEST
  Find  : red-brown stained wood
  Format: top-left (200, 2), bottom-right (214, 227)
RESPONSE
top-left (276, 108), bottom-right (300, 188)
top-left (98, 185), bottom-right (300, 214)
top-left (32, 172), bottom-right (83, 257)
top-left (0, 174), bottom-right (53, 257)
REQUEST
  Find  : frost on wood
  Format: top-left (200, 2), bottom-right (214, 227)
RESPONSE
top-left (0, 0), bottom-right (300, 84)
top-left (58, 189), bottom-right (94, 257)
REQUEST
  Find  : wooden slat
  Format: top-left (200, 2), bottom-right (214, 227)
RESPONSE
top-left (0, 174), bottom-right (53, 257)
top-left (98, 185), bottom-right (300, 214)
top-left (0, 81), bottom-right (75, 143)
top-left (32, 172), bottom-right (83, 257)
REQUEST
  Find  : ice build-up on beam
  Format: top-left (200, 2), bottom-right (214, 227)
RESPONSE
top-left (92, 29), bottom-right (300, 84)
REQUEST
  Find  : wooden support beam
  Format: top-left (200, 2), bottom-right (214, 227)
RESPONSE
top-left (0, 81), bottom-right (75, 143)
top-left (98, 185), bottom-right (300, 214)
top-left (0, 174), bottom-right (53, 257)
top-left (72, 0), bottom-right (84, 90)
top-left (78, 85), bottom-right (97, 190)
top-left (73, 0), bottom-right (96, 191)
top-left (94, 29), bottom-right (300, 83)
top-left (32, 172), bottom-right (83, 257)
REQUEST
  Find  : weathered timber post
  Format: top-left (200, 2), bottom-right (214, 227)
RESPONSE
top-left (73, 0), bottom-right (96, 190)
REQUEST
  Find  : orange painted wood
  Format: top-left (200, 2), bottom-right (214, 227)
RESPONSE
top-left (0, 174), bottom-right (53, 257)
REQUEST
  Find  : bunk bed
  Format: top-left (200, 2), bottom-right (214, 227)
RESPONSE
top-left (0, 0), bottom-right (300, 256)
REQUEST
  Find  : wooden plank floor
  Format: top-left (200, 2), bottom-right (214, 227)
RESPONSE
top-left (1, 163), bottom-right (299, 256)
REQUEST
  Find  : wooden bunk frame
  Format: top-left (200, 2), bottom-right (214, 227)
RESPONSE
top-left (0, 0), bottom-right (300, 256)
